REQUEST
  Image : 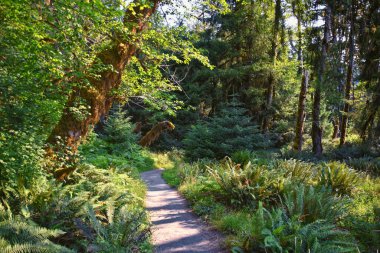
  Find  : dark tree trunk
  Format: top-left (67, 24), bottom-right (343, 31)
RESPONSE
top-left (361, 81), bottom-right (380, 139)
top-left (312, 3), bottom-right (331, 156)
top-left (312, 86), bottom-right (323, 156)
top-left (262, 0), bottom-right (281, 133)
top-left (47, 0), bottom-right (159, 180)
top-left (292, 4), bottom-right (308, 152)
top-left (293, 70), bottom-right (309, 151)
top-left (331, 117), bottom-right (339, 139)
top-left (340, 1), bottom-right (356, 146)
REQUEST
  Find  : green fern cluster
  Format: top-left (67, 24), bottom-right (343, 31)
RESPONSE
top-left (237, 202), bottom-right (357, 253)
top-left (208, 157), bottom-right (280, 206)
top-left (33, 164), bottom-right (149, 252)
top-left (274, 159), bottom-right (315, 184)
top-left (318, 162), bottom-right (362, 195)
top-left (203, 157), bottom-right (364, 208)
top-left (175, 156), bottom-right (379, 251)
top-left (282, 184), bottom-right (348, 223)
top-left (0, 208), bottom-right (72, 253)
top-left (231, 150), bottom-right (255, 166)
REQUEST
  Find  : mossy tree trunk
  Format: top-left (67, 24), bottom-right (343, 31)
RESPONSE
top-left (292, 4), bottom-right (308, 152)
top-left (340, 1), bottom-right (356, 146)
top-left (47, 0), bottom-right (159, 179)
top-left (262, 0), bottom-right (281, 133)
top-left (293, 70), bottom-right (309, 151)
top-left (312, 3), bottom-right (331, 156)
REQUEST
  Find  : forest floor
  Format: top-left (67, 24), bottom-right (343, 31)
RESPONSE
top-left (141, 169), bottom-right (227, 253)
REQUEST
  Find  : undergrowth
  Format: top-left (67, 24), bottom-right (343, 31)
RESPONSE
top-left (0, 111), bottom-right (154, 252)
top-left (161, 151), bottom-right (380, 252)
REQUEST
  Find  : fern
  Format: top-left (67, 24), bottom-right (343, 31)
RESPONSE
top-left (0, 213), bottom-right (72, 253)
top-left (318, 162), bottom-right (362, 195)
top-left (82, 202), bottom-right (150, 252)
top-left (282, 184), bottom-right (349, 223)
top-left (239, 202), bottom-right (358, 253)
top-left (275, 159), bottom-right (315, 184)
top-left (208, 157), bottom-right (279, 206)
top-left (295, 220), bottom-right (357, 253)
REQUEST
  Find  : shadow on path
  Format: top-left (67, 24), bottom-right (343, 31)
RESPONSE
top-left (141, 169), bottom-right (227, 253)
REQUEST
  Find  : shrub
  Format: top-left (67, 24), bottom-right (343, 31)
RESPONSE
top-left (177, 159), bottom-right (212, 183)
top-left (0, 130), bottom-right (48, 212)
top-left (346, 157), bottom-right (380, 176)
top-left (240, 202), bottom-right (357, 253)
top-left (0, 208), bottom-right (72, 253)
top-left (231, 150), bottom-right (254, 165)
top-left (35, 164), bottom-right (150, 252)
top-left (318, 162), bottom-right (361, 195)
top-left (208, 158), bottom-right (279, 206)
top-left (80, 112), bottom-right (154, 173)
top-left (274, 159), bottom-right (315, 184)
top-left (183, 98), bottom-right (265, 160)
top-left (282, 184), bottom-right (348, 223)
top-left (101, 109), bottom-right (140, 156)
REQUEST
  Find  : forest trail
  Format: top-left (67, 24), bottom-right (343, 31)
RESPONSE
top-left (141, 169), bottom-right (226, 253)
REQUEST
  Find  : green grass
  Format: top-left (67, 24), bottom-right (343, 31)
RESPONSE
top-left (162, 168), bottom-right (181, 187)
top-left (151, 150), bottom-right (184, 187)
top-left (150, 152), bottom-right (176, 169)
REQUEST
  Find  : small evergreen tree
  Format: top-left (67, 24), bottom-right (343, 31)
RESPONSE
top-left (184, 97), bottom-right (264, 160)
top-left (102, 109), bottom-right (140, 155)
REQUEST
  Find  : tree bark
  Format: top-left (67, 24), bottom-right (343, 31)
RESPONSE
top-left (331, 117), bottom-right (339, 139)
top-left (293, 70), bottom-right (309, 151)
top-left (312, 86), bottom-right (323, 155)
top-left (47, 0), bottom-right (159, 179)
top-left (262, 0), bottom-right (281, 133)
top-left (312, 3), bottom-right (331, 156)
top-left (340, 1), bottom-right (355, 146)
top-left (360, 81), bottom-right (380, 139)
top-left (292, 3), bottom-right (308, 152)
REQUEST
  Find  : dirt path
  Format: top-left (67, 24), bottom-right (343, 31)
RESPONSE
top-left (141, 169), bottom-right (227, 253)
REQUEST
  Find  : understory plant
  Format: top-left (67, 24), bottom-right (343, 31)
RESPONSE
top-left (0, 111), bottom-right (153, 252)
top-left (208, 157), bottom-right (280, 206)
top-left (0, 208), bottom-right (72, 253)
top-left (169, 154), bottom-right (379, 252)
top-left (237, 202), bottom-right (357, 253)
top-left (32, 157), bottom-right (151, 252)
top-left (183, 98), bottom-right (266, 161)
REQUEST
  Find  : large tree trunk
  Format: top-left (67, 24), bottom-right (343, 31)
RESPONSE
top-left (262, 0), bottom-right (281, 133)
top-left (293, 70), bottom-right (309, 151)
top-left (312, 3), bottom-right (331, 156)
top-left (340, 1), bottom-right (356, 146)
top-left (292, 4), bottom-right (308, 152)
top-left (361, 81), bottom-right (380, 139)
top-left (47, 0), bottom-right (159, 179)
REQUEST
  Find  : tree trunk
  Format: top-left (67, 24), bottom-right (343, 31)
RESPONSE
top-left (293, 70), bottom-right (309, 151)
top-left (361, 81), bottom-right (380, 139)
top-left (340, 1), bottom-right (355, 146)
top-left (312, 3), bottom-right (331, 157)
top-left (331, 117), bottom-right (339, 139)
top-left (262, 0), bottom-right (281, 133)
top-left (262, 72), bottom-right (275, 132)
top-left (312, 86), bottom-right (323, 156)
top-left (47, 0), bottom-right (159, 179)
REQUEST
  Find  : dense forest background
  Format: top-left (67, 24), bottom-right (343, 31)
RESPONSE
top-left (0, 0), bottom-right (379, 252)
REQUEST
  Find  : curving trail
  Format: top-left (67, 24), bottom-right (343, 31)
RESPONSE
top-left (141, 169), bottom-right (227, 253)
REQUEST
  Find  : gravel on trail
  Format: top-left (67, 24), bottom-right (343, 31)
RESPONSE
top-left (141, 169), bottom-right (227, 253)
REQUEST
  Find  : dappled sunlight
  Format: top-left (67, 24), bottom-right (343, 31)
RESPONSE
top-left (141, 169), bottom-right (226, 253)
